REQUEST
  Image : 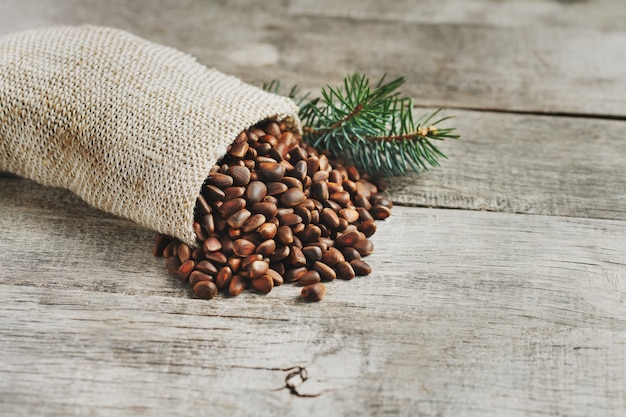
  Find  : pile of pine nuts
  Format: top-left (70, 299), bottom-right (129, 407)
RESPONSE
top-left (153, 121), bottom-right (392, 302)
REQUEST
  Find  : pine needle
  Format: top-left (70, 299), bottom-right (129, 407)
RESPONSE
top-left (262, 72), bottom-right (459, 176)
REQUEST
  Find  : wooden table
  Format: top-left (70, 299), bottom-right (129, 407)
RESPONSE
top-left (1, 1), bottom-right (625, 416)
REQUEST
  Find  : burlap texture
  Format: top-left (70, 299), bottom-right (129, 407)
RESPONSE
top-left (0, 26), bottom-right (300, 245)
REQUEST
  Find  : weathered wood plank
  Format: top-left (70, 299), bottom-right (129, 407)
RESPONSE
top-left (5, 107), bottom-right (622, 227)
top-left (266, 14), bottom-right (626, 118)
top-left (1, 184), bottom-right (625, 416)
top-left (1, 108), bottom-right (623, 222)
top-left (289, 0), bottom-right (626, 31)
top-left (0, 0), bottom-right (625, 117)
top-left (387, 109), bottom-right (626, 220)
top-left (0, 177), bottom-right (179, 297)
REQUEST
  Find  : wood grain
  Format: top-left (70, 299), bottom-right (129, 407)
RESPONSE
top-left (1, 193), bottom-right (625, 416)
top-left (0, 0), bottom-right (625, 117)
top-left (387, 109), bottom-right (626, 220)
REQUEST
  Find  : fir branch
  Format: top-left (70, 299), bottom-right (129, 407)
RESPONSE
top-left (262, 72), bottom-right (459, 176)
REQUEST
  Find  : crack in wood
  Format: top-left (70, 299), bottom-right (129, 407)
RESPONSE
top-left (282, 366), bottom-right (321, 398)
top-left (230, 365), bottom-right (325, 397)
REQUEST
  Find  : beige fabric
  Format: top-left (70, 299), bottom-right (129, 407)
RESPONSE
top-left (0, 25), bottom-right (300, 245)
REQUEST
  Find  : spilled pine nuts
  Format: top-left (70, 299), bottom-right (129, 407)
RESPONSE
top-left (154, 121), bottom-right (392, 302)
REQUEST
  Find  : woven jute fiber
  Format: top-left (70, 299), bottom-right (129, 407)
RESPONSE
top-left (0, 25), bottom-right (300, 245)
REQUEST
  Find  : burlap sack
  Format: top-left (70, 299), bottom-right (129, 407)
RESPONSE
top-left (0, 25), bottom-right (300, 246)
